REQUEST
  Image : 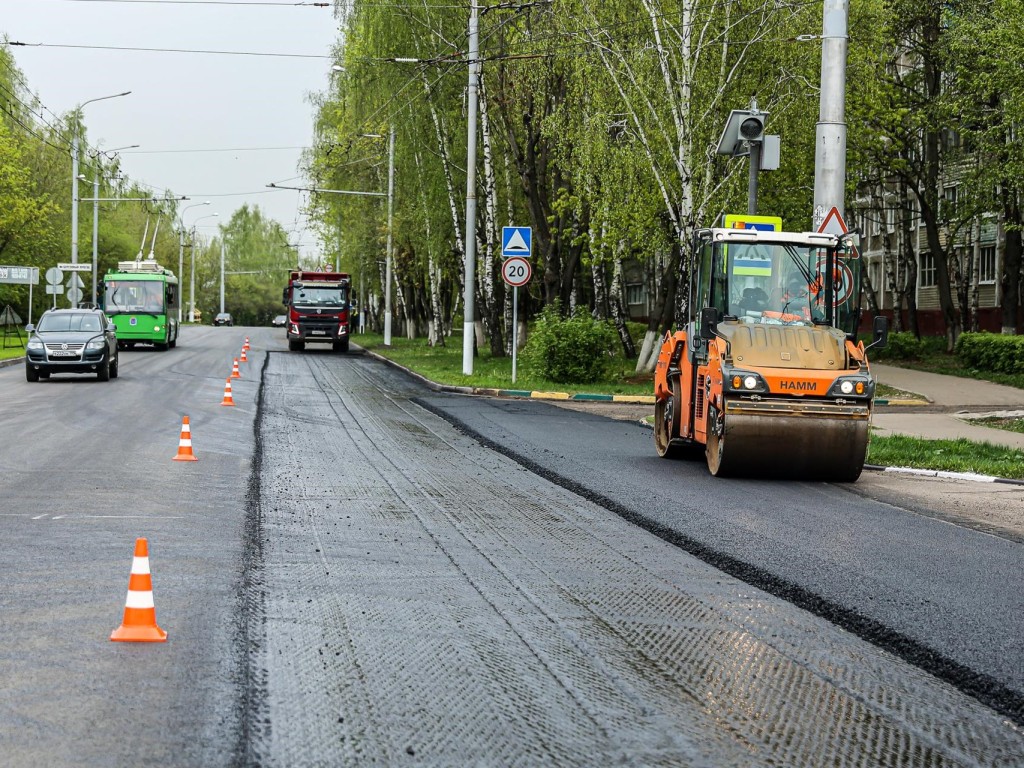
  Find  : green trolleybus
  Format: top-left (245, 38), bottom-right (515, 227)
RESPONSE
top-left (102, 260), bottom-right (180, 350)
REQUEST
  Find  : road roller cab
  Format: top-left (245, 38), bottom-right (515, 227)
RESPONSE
top-left (653, 226), bottom-right (888, 481)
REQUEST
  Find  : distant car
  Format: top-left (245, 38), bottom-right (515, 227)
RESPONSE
top-left (272, 314), bottom-right (287, 327)
top-left (213, 312), bottom-right (233, 327)
top-left (24, 308), bottom-right (119, 382)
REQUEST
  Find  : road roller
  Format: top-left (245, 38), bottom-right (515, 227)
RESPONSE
top-left (653, 225), bottom-right (889, 481)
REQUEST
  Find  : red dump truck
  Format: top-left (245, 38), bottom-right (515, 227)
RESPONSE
top-left (281, 270), bottom-right (352, 352)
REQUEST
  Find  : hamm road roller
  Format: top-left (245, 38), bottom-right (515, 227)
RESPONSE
top-left (653, 226), bottom-right (888, 481)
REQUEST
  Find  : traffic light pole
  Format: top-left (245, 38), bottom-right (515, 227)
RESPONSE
top-left (747, 141), bottom-right (762, 215)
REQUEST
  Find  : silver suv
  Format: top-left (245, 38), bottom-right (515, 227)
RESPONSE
top-left (24, 308), bottom-right (119, 382)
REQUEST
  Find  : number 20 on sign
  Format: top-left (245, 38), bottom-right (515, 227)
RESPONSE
top-left (502, 256), bottom-right (531, 287)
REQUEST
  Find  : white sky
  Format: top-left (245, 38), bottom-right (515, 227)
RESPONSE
top-left (1, 0), bottom-right (341, 261)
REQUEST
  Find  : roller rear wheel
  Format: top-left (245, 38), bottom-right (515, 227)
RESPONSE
top-left (654, 380), bottom-right (683, 458)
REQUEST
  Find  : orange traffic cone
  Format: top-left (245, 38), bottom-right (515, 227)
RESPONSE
top-left (239, 347), bottom-right (248, 363)
top-left (172, 415), bottom-right (198, 461)
top-left (220, 378), bottom-right (235, 407)
top-left (243, 337), bottom-right (250, 351)
top-left (230, 358), bottom-right (241, 379)
top-left (110, 538), bottom-right (167, 643)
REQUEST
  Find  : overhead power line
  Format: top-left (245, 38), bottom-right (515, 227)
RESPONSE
top-left (8, 41), bottom-right (333, 59)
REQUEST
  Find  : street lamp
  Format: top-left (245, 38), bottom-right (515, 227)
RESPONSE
top-left (190, 213), bottom-right (219, 322)
top-left (82, 144), bottom-right (141, 304)
top-left (178, 201), bottom-right (211, 323)
top-left (70, 91), bottom-right (131, 294)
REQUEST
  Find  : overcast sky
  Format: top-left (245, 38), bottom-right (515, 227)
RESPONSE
top-left (1, 0), bottom-right (341, 261)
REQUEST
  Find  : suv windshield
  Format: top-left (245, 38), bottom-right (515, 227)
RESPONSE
top-left (37, 313), bottom-right (102, 333)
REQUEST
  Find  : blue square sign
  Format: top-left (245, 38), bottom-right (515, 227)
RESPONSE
top-left (502, 226), bottom-right (532, 259)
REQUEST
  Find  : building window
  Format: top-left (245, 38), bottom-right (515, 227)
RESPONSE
top-left (626, 284), bottom-right (645, 306)
top-left (920, 252), bottom-right (937, 287)
top-left (943, 185), bottom-right (958, 217)
top-left (886, 205), bottom-right (896, 233)
top-left (980, 245), bottom-right (997, 283)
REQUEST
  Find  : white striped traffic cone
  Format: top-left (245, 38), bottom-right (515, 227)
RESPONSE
top-left (110, 538), bottom-right (167, 642)
top-left (172, 415), bottom-right (198, 461)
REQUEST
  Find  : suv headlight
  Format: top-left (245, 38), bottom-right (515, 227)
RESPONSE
top-left (86, 338), bottom-right (107, 350)
top-left (27, 339), bottom-right (43, 350)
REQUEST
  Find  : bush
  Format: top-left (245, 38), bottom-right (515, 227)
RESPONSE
top-left (872, 332), bottom-right (944, 361)
top-left (523, 304), bottom-right (616, 383)
top-left (956, 332), bottom-right (1024, 375)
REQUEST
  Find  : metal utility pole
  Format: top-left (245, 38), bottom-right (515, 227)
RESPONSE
top-left (812, 0), bottom-right (849, 229)
top-left (384, 124), bottom-right (396, 347)
top-left (219, 240), bottom-right (226, 314)
top-left (462, 3), bottom-right (481, 375)
top-left (91, 173), bottom-right (99, 304)
top-left (747, 98), bottom-right (762, 216)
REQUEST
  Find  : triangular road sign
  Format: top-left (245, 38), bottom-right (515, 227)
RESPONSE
top-left (817, 206), bottom-right (849, 236)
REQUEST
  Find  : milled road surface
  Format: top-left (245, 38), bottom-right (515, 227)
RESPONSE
top-left (2, 328), bottom-right (1022, 766)
top-left (249, 349), bottom-right (1023, 766)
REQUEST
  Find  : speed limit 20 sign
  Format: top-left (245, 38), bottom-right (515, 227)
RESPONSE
top-left (501, 256), bottom-right (532, 287)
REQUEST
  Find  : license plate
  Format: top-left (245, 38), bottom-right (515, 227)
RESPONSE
top-left (50, 351), bottom-right (77, 357)
top-left (310, 330), bottom-right (327, 335)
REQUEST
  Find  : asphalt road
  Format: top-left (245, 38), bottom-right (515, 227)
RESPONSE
top-left (417, 388), bottom-right (1024, 714)
top-left (1, 327), bottom-right (1021, 766)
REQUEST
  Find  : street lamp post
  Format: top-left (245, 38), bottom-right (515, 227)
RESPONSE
top-left (70, 90), bottom-right (130, 308)
top-left (178, 202), bottom-right (211, 323)
top-left (85, 144), bottom-right (140, 304)
top-left (190, 213), bottom-right (219, 322)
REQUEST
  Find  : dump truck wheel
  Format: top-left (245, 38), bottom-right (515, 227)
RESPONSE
top-left (654, 379), bottom-right (682, 458)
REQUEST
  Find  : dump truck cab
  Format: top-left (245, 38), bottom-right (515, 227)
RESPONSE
top-left (654, 227), bottom-right (888, 481)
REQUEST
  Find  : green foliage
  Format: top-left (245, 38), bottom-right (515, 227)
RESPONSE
top-left (522, 304), bottom-right (616, 383)
top-left (955, 332), bottom-right (1024, 375)
top-left (871, 332), bottom-right (945, 361)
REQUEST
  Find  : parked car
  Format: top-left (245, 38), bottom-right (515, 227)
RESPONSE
top-left (272, 314), bottom-right (287, 327)
top-left (213, 312), bottom-right (233, 326)
top-left (24, 308), bottom-right (119, 382)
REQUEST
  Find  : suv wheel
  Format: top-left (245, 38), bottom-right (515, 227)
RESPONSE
top-left (97, 356), bottom-right (110, 382)
top-left (26, 365), bottom-right (39, 382)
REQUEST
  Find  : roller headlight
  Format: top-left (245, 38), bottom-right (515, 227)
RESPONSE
top-left (828, 376), bottom-right (873, 399)
top-left (724, 369), bottom-right (768, 393)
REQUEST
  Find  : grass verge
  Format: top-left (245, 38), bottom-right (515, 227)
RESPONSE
top-left (355, 332), bottom-right (653, 396)
top-left (867, 434), bottom-right (1024, 479)
top-left (0, 345), bottom-right (25, 362)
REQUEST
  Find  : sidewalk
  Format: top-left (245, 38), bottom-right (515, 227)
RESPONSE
top-left (871, 363), bottom-right (1024, 450)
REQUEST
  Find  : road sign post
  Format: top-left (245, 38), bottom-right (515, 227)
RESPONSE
top-left (501, 256), bottom-right (532, 384)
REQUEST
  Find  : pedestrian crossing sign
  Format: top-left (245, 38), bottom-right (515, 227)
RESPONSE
top-left (502, 226), bottom-right (532, 259)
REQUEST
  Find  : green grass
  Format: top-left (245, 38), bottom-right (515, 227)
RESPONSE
top-left (0, 344), bottom-right (25, 361)
top-left (875, 383), bottom-right (927, 401)
top-left (967, 415), bottom-right (1024, 436)
top-left (867, 434), bottom-right (1024, 479)
top-left (354, 332), bottom-right (654, 396)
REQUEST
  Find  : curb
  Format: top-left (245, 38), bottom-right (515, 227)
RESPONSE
top-left (873, 398), bottom-right (930, 406)
top-left (862, 464), bottom-right (1024, 486)
top-left (0, 356), bottom-right (23, 369)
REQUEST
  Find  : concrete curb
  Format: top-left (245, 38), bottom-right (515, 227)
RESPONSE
top-left (863, 464), bottom-right (1024, 486)
top-left (0, 356), bottom-right (23, 369)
